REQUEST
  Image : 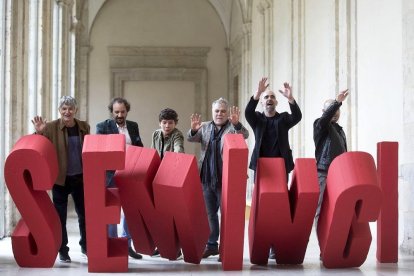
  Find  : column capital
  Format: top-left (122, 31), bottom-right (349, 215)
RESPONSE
top-left (56, 0), bottom-right (73, 7)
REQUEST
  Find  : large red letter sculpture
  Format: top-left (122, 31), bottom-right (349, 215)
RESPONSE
top-left (152, 151), bottom-right (210, 263)
top-left (377, 142), bottom-right (398, 263)
top-left (82, 134), bottom-right (127, 272)
top-left (219, 134), bottom-right (248, 270)
top-left (114, 146), bottom-right (178, 259)
top-left (317, 152), bottom-right (382, 268)
top-left (248, 158), bottom-right (319, 265)
top-left (4, 135), bottom-right (61, 267)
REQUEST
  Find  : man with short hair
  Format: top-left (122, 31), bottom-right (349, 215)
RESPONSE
top-left (96, 97), bottom-right (144, 259)
top-left (245, 77), bottom-right (302, 259)
top-left (32, 96), bottom-right (89, 263)
top-left (313, 89), bottom-right (349, 224)
top-left (187, 98), bottom-right (249, 260)
top-left (151, 108), bottom-right (185, 158)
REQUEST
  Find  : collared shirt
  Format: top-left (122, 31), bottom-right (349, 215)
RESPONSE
top-left (117, 124), bottom-right (132, 145)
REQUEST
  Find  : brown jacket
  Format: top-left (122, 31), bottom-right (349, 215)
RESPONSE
top-left (39, 118), bottom-right (90, 185)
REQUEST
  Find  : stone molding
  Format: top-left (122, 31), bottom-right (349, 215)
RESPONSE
top-left (108, 46), bottom-right (210, 117)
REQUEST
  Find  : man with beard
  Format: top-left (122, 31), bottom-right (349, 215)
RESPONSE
top-left (313, 89), bottom-right (349, 225)
top-left (96, 97), bottom-right (144, 259)
top-left (245, 77), bottom-right (302, 259)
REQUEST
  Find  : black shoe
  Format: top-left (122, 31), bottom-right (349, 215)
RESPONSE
top-left (59, 252), bottom-right (71, 263)
top-left (218, 255), bottom-right (222, 262)
top-left (151, 248), bottom-right (160, 257)
top-left (81, 247), bottom-right (87, 257)
top-left (128, 247), bottom-right (143, 259)
top-left (202, 247), bottom-right (219, 258)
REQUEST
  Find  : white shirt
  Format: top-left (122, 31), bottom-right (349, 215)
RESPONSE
top-left (117, 124), bottom-right (132, 145)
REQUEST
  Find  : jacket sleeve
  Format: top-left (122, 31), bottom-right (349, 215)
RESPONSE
top-left (187, 124), bottom-right (204, 143)
top-left (173, 130), bottom-right (185, 153)
top-left (96, 121), bottom-right (106, 134)
top-left (284, 100), bottom-right (302, 128)
top-left (314, 101), bottom-right (342, 131)
top-left (245, 96), bottom-right (259, 129)
top-left (231, 122), bottom-right (249, 139)
top-left (134, 122), bottom-right (144, 147)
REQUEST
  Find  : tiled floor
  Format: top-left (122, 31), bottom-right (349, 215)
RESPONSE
top-left (0, 215), bottom-right (413, 275)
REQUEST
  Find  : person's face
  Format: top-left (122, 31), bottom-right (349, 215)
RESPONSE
top-left (212, 103), bottom-right (228, 126)
top-left (260, 91), bottom-right (278, 113)
top-left (160, 119), bottom-right (176, 136)
top-left (112, 102), bottom-right (128, 126)
top-left (59, 104), bottom-right (77, 125)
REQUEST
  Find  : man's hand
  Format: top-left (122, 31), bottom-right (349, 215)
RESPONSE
top-left (31, 116), bottom-right (47, 134)
top-left (190, 113), bottom-right (202, 131)
top-left (278, 82), bottom-right (295, 103)
top-left (253, 77), bottom-right (270, 100)
top-left (336, 89), bottom-right (349, 102)
top-left (228, 106), bottom-right (240, 125)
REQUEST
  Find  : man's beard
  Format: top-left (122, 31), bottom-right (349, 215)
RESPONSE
top-left (116, 117), bottom-right (125, 125)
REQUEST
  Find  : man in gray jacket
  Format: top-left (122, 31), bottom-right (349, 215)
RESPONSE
top-left (187, 97), bottom-right (249, 260)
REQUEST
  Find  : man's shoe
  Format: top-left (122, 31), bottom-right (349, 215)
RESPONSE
top-left (176, 250), bottom-right (183, 260)
top-left (218, 255), bottom-right (222, 262)
top-left (128, 247), bottom-right (143, 259)
top-left (202, 247), bottom-right (219, 258)
top-left (151, 248), bottom-right (160, 257)
top-left (81, 247), bottom-right (87, 258)
top-left (59, 252), bottom-right (71, 263)
top-left (269, 247), bottom-right (276, 259)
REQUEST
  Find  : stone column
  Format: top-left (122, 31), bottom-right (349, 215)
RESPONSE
top-left (401, 0), bottom-right (414, 255)
top-left (257, 0), bottom-right (273, 78)
top-left (53, 0), bottom-right (73, 108)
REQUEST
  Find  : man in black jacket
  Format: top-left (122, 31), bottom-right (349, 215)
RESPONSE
top-left (96, 97), bottom-right (143, 259)
top-left (245, 77), bottom-right (302, 178)
top-left (245, 77), bottom-right (302, 260)
top-left (313, 89), bottom-right (349, 224)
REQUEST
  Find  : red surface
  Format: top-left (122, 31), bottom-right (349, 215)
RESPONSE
top-left (82, 134), bottom-right (127, 272)
top-left (4, 135), bottom-right (61, 267)
top-left (317, 152), bottom-right (382, 268)
top-left (114, 146), bottom-right (178, 259)
top-left (152, 151), bottom-right (210, 264)
top-left (376, 142), bottom-right (399, 263)
top-left (248, 158), bottom-right (319, 265)
top-left (219, 134), bottom-right (249, 270)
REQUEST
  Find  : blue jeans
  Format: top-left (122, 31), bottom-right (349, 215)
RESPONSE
top-left (108, 214), bottom-right (132, 247)
top-left (202, 185), bottom-right (221, 250)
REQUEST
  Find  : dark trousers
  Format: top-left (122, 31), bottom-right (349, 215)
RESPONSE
top-left (202, 185), bottom-right (221, 250)
top-left (52, 174), bottom-right (87, 254)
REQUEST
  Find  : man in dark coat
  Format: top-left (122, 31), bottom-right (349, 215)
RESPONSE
top-left (313, 89), bottom-right (349, 224)
top-left (96, 97), bottom-right (143, 259)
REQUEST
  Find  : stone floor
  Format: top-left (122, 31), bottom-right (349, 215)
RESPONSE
top-left (0, 214), bottom-right (413, 275)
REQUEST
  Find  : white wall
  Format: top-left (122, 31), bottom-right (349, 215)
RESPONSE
top-left (88, 0), bottom-right (228, 138)
top-left (302, 0), bottom-right (337, 159)
top-left (124, 81), bottom-right (198, 156)
top-left (356, 0), bottom-right (403, 157)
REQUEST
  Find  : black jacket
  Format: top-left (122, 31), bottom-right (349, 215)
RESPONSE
top-left (245, 96), bottom-right (302, 173)
top-left (313, 101), bottom-right (347, 171)
top-left (96, 119), bottom-right (143, 147)
top-left (96, 119), bottom-right (144, 186)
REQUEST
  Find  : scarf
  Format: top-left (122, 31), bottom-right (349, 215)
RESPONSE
top-left (202, 121), bottom-right (228, 189)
